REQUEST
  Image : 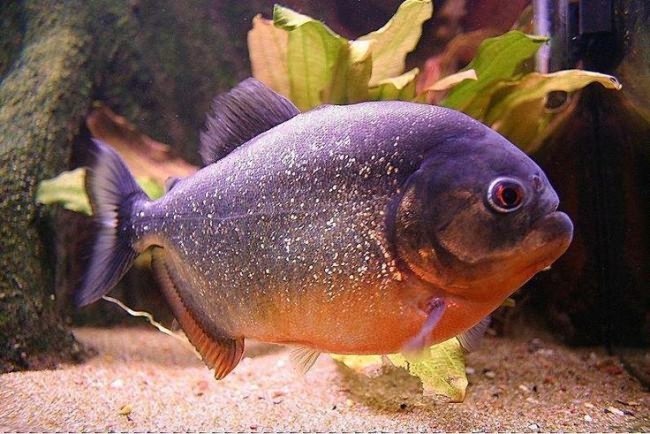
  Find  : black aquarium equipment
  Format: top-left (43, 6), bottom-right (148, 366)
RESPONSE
top-left (530, 0), bottom-right (650, 353)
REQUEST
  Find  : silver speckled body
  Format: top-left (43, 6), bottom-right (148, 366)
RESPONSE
top-left (133, 102), bottom-right (492, 353)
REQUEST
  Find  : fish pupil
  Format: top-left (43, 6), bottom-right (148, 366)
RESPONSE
top-left (500, 186), bottom-right (520, 207)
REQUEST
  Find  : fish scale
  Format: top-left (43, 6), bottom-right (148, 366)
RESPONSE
top-left (77, 78), bottom-right (573, 379)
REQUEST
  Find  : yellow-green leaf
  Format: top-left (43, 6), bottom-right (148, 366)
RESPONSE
top-left (272, 5), bottom-right (315, 30)
top-left (487, 70), bottom-right (621, 152)
top-left (37, 168), bottom-right (165, 216)
top-left (368, 68), bottom-right (419, 101)
top-left (137, 176), bottom-right (165, 200)
top-left (425, 69), bottom-right (478, 92)
top-left (324, 40), bottom-right (373, 104)
top-left (442, 31), bottom-right (548, 116)
top-left (388, 338), bottom-right (468, 402)
top-left (248, 14), bottom-right (290, 97)
top-left (36, 168), bottom-right (92, 215)
top-left (358, 0), bottom-right (433, 86)
top-left (331, 337), bottom-right (468, 402)
top-left (330, 353), bottom-right (384, 372)
top-left (274, 5), bottom-right (348, 110)
top-left (486, 69), bottom-right (621, 125)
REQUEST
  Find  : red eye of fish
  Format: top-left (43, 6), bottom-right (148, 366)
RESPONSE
top-left (487, 177), bottom-right (525, 213)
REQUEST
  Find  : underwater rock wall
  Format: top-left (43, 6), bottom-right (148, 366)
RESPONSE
top-left (0, 0), bottom-right (265, 372)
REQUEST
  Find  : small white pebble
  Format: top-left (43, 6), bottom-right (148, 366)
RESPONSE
top-left (528, 423), bottom-right (540, 431)
top-left (484, 370), bottom-right (496, 379)
top-left (584, 415), bottom-right (593, 422)
top-left (465, 367), bottom-right (475, 375)
top-left (110, 379), bottom-right (124, 389)
top-left (518, 384), bottom-right (530, 393)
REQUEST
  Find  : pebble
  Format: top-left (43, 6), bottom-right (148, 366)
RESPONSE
top-left (518, 384), bottom-right (530, 393)
top-left (484, 370), bottom-right (496, 379)
top-left (110, 379), bottom-right (124, 389)
top-left (584, 415), bottom-right (593, 422)
top-left (605, 406), bottom-right (625, 416)
top-left (465, 367), bottom-right (475, 375)
top-left (527, 338), bottom-right (544, 353)
top-left (118, 404), bottom-right (132, 416)
top-left (528, 423), bottom-right (540, 431)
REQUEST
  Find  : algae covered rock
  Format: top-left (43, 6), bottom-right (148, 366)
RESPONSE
top-left (0, 0), bottom-right (251, 371)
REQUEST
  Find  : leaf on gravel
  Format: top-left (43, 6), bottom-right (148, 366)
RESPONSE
top-left (388, 338), bottom-right (468, 402)
top-left (331, 337), bottom-right (468, 402)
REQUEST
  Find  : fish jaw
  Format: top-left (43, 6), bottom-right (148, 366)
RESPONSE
top-left (493, 210), bottom-right (574, 298)
top-left (413, 211), bottom-right (574, 347)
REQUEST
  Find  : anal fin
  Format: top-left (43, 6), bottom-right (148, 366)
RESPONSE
top-left (151, 248), bottom-right (244, 379)
top-left (457, 316), bottom-right (491, 353)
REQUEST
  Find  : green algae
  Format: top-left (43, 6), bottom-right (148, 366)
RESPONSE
top-left (0, 0), bottom-right (248, 371)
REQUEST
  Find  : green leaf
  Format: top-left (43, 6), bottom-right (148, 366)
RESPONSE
top-left (442, 31), bottom-right (548, 116)
top-left (37, 168), bottom-right (165, 216)
top-left (331, 337), bottom-right (468, 402)
top-left (368, 68), bottom-right (419, 101)
top-left (272, 5), bottom-right (315, 30)
top-left (358, 0), bottom-right (433, 86)
top-left (274, 5), bottom-right (348, 110)
top-left (137, 177), bottom-right (165, 200)
top-left (388, 339), bottom-right (468, 402)
top-left (424, 69), bottom-right (478, 92)
top-left (330, 353), bottom-right (384, 371)
top-left (486, 70), bottom-right (622, 152)
top-left (486, 69), bottom-right (621, 125)
top-left (248, 14), bottom-right (291, 97)
top-left (36, 168), bottom-right (92, 215)
top-left (324, 40), bottom-right (373, 104)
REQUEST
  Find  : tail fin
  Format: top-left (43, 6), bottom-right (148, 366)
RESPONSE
top-left (75, 139), bottom-right (149, 307)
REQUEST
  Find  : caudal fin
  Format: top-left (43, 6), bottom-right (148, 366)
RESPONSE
top-left (75, 139), bottom-right (149, 307)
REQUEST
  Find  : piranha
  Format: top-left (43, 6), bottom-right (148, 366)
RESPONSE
top-left (76, 79), bottom-right (573, 379)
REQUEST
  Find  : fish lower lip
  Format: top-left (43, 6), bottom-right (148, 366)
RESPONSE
top-left (530, 211), bottom-right (574, 262)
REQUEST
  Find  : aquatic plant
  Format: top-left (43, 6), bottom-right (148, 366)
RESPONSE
top-left (36, 0), bottom-right (621, 402)
top-left (248, 0), bottom-right (621, 152)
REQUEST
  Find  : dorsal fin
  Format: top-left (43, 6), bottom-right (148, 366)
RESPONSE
top-left (199, 78), bottom-right (300, 166)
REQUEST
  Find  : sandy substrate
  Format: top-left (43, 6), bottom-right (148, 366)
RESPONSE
top-left (1, 327), bottom-right (648, 432)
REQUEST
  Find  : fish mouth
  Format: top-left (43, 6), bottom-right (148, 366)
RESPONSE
top-left (522, 210), bottom-right (574, 272)
top-left (463, 210), bottom-right (573, 302)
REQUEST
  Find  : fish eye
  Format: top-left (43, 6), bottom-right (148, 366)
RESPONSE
top-left (486, 177), bottom-right (525, 213)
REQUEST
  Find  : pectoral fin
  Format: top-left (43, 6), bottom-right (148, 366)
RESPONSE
top-left (151, 248), bottom-right (244, 379)
top-left (402, 297), bottom-right (446, 354)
